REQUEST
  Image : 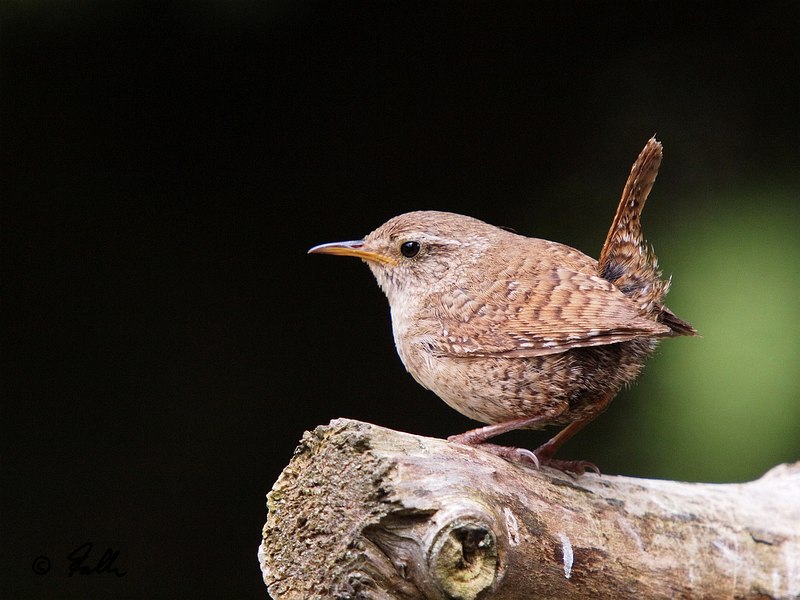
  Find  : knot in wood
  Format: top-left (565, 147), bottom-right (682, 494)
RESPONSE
top-left (428, 515), bottom-right (499, 600)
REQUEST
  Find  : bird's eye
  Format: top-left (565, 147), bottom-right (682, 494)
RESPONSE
top-left (400, 240), bottom-right (421, 258)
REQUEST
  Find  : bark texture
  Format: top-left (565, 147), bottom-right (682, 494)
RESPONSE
top-left (259, 419), bottom-right (800, 599)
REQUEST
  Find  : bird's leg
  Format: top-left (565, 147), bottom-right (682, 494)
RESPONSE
top-left (533, 389), bottom-right (616, 475)
top-left (449, 391), bottom-right (615, 475)
top-left (448, 415), bottom-right (550, 445)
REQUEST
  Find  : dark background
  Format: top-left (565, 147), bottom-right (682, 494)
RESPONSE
top-left (3, 2), bottom-right (798, 598)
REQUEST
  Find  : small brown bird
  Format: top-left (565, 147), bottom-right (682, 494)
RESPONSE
top-left (309, 138), bottom-right (696, 474)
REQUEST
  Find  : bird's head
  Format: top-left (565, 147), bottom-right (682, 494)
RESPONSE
top-left (308, 211), bottom-right (498, 304)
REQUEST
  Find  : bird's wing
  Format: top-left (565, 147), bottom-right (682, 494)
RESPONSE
top-left (427, 268), bottom-right (670, 358)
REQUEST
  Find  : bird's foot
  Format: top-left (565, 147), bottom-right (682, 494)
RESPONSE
top-left (476, 442), bottom-right (541, 469)
top-left (532, 431), bottom-right (601, 476)
top-left (447, 434), bottom-right (541, 468)
top-left (476, 443), bottom-right (599, 476)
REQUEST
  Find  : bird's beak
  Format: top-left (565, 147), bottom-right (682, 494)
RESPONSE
top-left (307, 240), bottom-right (397, 266)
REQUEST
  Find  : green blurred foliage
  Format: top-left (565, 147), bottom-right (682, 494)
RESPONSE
top-left (611, 185), bottom-right (800, 482)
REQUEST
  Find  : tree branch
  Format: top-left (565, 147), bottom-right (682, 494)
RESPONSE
top-left (259, 419), bottom-right (800, 599)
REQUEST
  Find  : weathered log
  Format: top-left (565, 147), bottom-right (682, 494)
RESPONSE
top-left (259, 418), bottom-right (800, 599)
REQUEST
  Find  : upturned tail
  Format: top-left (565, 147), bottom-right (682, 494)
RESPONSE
top-left (598, 137), bottom-right (697, 336)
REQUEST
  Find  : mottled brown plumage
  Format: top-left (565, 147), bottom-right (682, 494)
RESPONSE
top-left (309, 138), bottom-right (697, 474)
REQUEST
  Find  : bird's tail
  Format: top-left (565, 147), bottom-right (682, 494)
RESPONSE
top-left (598, 137), bottom-right (696, 336)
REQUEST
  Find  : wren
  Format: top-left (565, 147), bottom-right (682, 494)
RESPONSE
top-left (309, 138), bottom-right (697, 474)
